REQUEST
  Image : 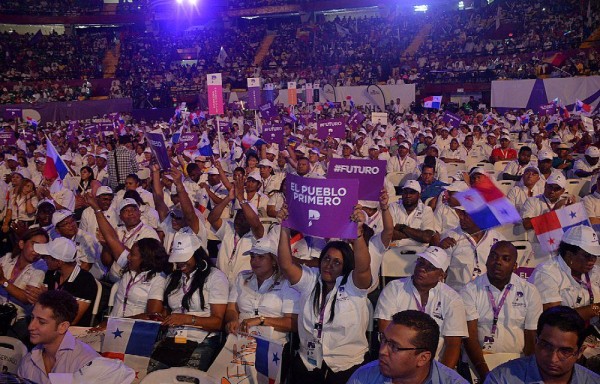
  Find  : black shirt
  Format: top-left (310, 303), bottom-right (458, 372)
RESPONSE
top-left (44, 266), bottom-right (97, 326)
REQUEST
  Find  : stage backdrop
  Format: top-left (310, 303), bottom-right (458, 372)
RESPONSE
top-left (491, 76), bottom-right (600, 113)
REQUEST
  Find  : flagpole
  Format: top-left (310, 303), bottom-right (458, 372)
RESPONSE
top-left (216, 116), bottom-right (222, 159)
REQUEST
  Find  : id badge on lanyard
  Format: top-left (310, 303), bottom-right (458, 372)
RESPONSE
top-left (308, 292), bottom-right (330, 368)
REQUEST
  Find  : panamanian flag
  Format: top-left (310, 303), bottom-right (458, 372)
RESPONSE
top-left (101, 317), bottom-right (161, 382)
top-left (455, 175), bottom-right (521, 230)
top-left (43, 139), bottom-right (70, 180)
top-left (575, 99), bottom-right (592, 114)
top-left (531, 202), bottom-right (590, 253)
top-left (423, 96), bottom-right (442, 109)
top-left (255, 335), bottom-right (285, 384)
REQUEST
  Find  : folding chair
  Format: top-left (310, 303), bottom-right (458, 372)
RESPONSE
top-left (380, 245), bottom-right (427, 287)
top-left (497, 180), bottom-right (515, 196)
top-left (0, 336), bottom-right (27, 374)
top-left (90, 279), bottom-right (103, 327)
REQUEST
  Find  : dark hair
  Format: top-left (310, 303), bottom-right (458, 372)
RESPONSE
top-left (79, 166), bottom-right (96, 192)
top-left (164, 247), bottom-right (212, 312)
top-left (519, 146), bottom-right (532, 154)
top-left (537, 306), bottom-right (586, 348)
top-left (391, 310), bottom-right (440, 356)
top-left (187, 163), bottom-right (200, 174)
top-left (126, 173), bottom-right (141, 185)
top-left (558, 241), bottom-right (581, 261)
top-left (119, 135), bottom-right (132, 145)
top-left (38, 290), bottom-right (78, 325)
top-left (130, 238), bottom-right (170, 281)
top-left (245, 153), bottom-right (259, 167)
top-left (123, 189), bottom-right (145, 206)
top-left (13, 227), bottom-right (50, 259)
top-left (312, 241), bottom-right (355, 323)
top-left (233, 167), bottom-right (245, 176)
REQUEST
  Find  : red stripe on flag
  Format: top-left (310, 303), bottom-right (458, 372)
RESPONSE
top-left (531, 210), bottom-right (562, 235)
top-left (474, 175), bottom-right (505, 202)
top-left (102, 351), bottom-right (125, 361)
top-left (43, 157), bottom-right (58, 180)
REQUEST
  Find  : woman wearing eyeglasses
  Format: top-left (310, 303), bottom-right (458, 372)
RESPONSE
top-left (529, 225), bottom-right (600, 323)
top-left (374, 246), bottom-right (467, 370)
top-left (277, 204), bottom-right (372, 384)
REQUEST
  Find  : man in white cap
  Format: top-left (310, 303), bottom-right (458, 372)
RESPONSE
top-left (387, 141), bottom-right (418, 176)
top-left (583, 177), bottom-right (600, 225)
top-left (52, 209), bottom-right (101, 278)
top-left (481, 133), bottom-right (498, 162)
top-left (535, 149), bottom-right (561, 182)
top-left (506, 166), bottom-right (544, 209)
top-left (390, 180), bottom-right (439, 247)
top-left (79, 186), bottom-right (118, 241)
top-left (18, 290), bottom-right (100, 384)
top-left (30, 238), bottom-right (98, 326)
top-left (432, 181), bottom-right (469, 235)
top-left (199, 164), bottom-right (230, 213)
top-left (521, 173), bottom-right (576, 264)
top-left (86, 196), bottom-right (159, 282)
top-left (258, 159), bottom-right (284, 195)
top-left (461, 241), bottom-right (543, 381)
top-left (93, 154), bottom-right (109, 186)
top-left (236, 169), bottom-right (268, 216)
top-left (150, 166), bottom-right (207, 253)
top-left (435, 127), bottom-right (452, 152)
top-left (439, 206), bottom-right (506, 291)
top-left (375, 246), bottom-right (468, 368)
top-left (529, 225), bottom-right (600, 324)
top-left (573, 146), bottom-right (600, 178)
top-left (553, 143), bottom-right (574, 173)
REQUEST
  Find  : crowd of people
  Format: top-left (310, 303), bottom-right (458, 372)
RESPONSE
top-left (0, 0), bottom-right (598, 105)
top-left (0, 96), bottom-right (597, 383)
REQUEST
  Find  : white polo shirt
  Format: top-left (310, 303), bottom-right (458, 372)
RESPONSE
top-left (110, 270), bottom-right (167, 318)
top-left (110, 223), bottom-right (160, 282)
top-left (506, 184), bottom-right (543, 209)
top-left (529, 256), bottom-right (600, 308)
top-left (374, 277), bottom-right (468, 358)
top-left (434, 202), bottom-right (460, 234)
top-left (165, 267), bottom-right (229, 342)
top-left (441, 227), bottom-right (505, 291)
top-left (387, 155), bottom-right (418, 175)
top-left (389, 200), bottom-right (440, 247)
top-left (214, 221), bottom-right (258, 286)
top-left (441, 147), bottom-right (467, 162)
top-left (573, 158), bottom-right (600, 175)
top-left (0, 254), bottom-right (45, 319)
top-left (159, 211), bottom-right (207, 254)
top-left (368, 233), bottom-right (388, 293)
top-left (583, 192), bottom-right (600, 219)
top-left (79, 206), bottom-right (118, 238)
top-left (229, 271), bottom-right (299, 343)
top-left (292, 266), bottom-right (369, 373)
top-left (266, 225), bottom-right (325, 261)
top-left (460, 273), bottom-right (542, 354)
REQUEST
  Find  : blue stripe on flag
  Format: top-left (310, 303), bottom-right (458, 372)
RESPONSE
top-left (562, 219), bottom-right (591, 234)
top-left (469, 206), bottom-right (501, 230)
top-left (55, 160), bottom-right (70, 179)
top-left (255, 337), bottom-right (269, 376)
top-left (124, 321), bottom-right (160, 357)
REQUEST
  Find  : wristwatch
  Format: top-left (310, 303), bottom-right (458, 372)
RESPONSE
top-left (2, 280), bottom-right (8, 288)
top-left (259, 316), bottom-right (265, 326)
top-left (240, 199), bottom-right (250, 205)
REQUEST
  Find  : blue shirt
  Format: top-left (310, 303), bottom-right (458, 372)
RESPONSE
top-left (419, 179), bottom-right (448, 202)
top-left (347, 359), bottom-right (469, 384)
top-left (484, 355), bottom-right (600, 384)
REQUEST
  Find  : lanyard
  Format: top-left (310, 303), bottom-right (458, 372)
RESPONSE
top-left (250, 274), bottom-right (280, 316)
top-left (366, 211), bottom-right (381, 228)
top-left (314, 286), bottom-right (338, 340)
top-left (229, 233), bottom-right (240, 265)
top-left (397, 154), bottom-right (406, 171)
top-left (576, 273), bottom-right (594, 306)
top-left (121, 222), bottom-right (144, 245)
top-left (486, 284), bottom-right (512, 335)
top-left (464, 232), bottom-right (484, 279)
top-left (413, 292), bottom-right (426, 313)
top-left (123, 272), bottom-right (145, 314)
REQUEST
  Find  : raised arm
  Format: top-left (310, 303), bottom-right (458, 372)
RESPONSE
top-left (84, 192), bottom-right (126, 261)
top-left (234, 176), bottom-right (264, 239)
top-left (379, 189), bottom-right (393, 247)
top-left (277, 206), bottom-right (303, 285)
top-left (351, 207), bottom-right (372, 289)
top-left (170, 167), bottom-right (200, 234)
top-left (151, 164), bottom-right (169, 221)
top-left (207, 184), bottom-right (234, 231)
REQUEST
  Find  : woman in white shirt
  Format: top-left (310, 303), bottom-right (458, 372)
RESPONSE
top-left (0, 227), bottom-right (48, 341)
top-left (110, 238), bottom-right (168, 318)
top-left (277, 206), bottom-right (372, 384)
top-left (148, 232), bottom-right (228, 372)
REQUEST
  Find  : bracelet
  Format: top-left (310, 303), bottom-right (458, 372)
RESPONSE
top-left (94, 209), bottom-right (103, 214)
top-left (191, 315), bottom-right (196, 326)
top-left (259, 316), bottom-right (265, 326)
top-left (240, 199), bottom-right (249, 205)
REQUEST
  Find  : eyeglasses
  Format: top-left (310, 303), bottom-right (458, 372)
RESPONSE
top-left (169, 212), bottom-right (184, 220)
top-left (321, 255), bottom-right (342, 267)
top-left (378, 333), bottom-right (427, 354)
top-left (536, 338), bottom-right (580, 361)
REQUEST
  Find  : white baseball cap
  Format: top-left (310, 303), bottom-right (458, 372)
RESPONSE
top-left (51, 209), bottom-right (74, 227)
top-left (444, 181), bottom-right (469, 193)
top-left (561, 226), bottom-right (600, 256)
top-left (169, 232), bottom-right (203, 263)
top-left (416, 246), bottom-right (450, 271)
top-left (266, 146), bottom-right (279, 156)
top-left (247, 169), bottom-right (262, 182)
top-left (33, 237), bottom-right (77, 263)
top-left (243, 237), bottom-right (277, 256)
top-left (537, 150), bottom-right (554, 161)
top-left (95, 186), bottom-right (113, 197)
top-left (546, 173), bottom-right (566, 189)
top-left (118, 198), bottom-right (139, 212)
top-left (585, 146), bottom-right (600, 158)
top-left (402, 180), bottom-right (421, 193)
top-left (207, 166), bottom-right (220, 175)
top-left (258, 159), bottom-right (276, 168)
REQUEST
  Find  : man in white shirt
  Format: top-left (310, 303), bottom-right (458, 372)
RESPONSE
top-left (583, 177), bottom-right (600, 225)
top-left (390, 180), bottom-right (439, 247)
top-left (386, 141), bottom-right (418, 176)
top-left (461, 241), bottom-right (543, 381)
top-left (573, 146), bottom-right (600, 178)
top-left (502, 146), bottom-right (535, 181)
